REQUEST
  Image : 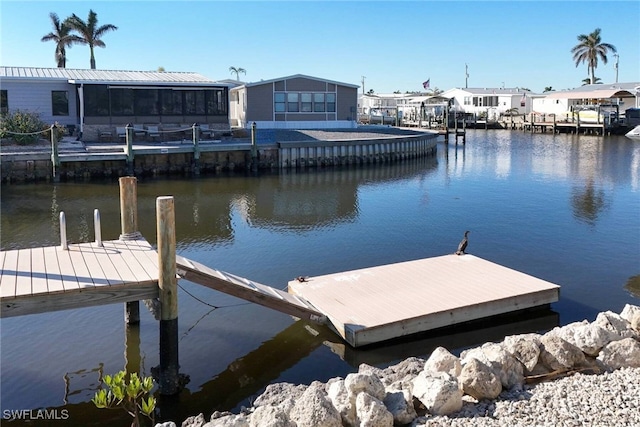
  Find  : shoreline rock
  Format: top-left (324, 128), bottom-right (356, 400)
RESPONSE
top-left (161, 304), bottom-right (640, 427)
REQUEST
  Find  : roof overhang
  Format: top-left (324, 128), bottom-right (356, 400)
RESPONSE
top-left (545, 89), bottom-right (635, 100)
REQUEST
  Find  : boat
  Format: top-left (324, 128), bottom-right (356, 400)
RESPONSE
top-left (625, 125), bottom-right (640, 139)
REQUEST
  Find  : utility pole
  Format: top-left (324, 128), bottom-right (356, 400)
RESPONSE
top-left (614, 54), bottom-right (619, 83)
top-left (465, 64), bottom-right (469, 89)
top-left (361, 76), bottom-right (366, 95)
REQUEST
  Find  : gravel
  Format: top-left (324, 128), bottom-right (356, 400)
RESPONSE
top-left (414, 367), bottom-right (640, 427)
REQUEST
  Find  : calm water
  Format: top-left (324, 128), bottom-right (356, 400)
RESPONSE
top-left (1, 129), bottom-right (639, 425)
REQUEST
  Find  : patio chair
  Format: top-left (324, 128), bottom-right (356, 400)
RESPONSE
top-left (199, 124), bottom-right (213, 139)
top-left (133, 124), bottom-right (146, 138)
top-left (116, 127), bottom-right (127, 142)
top-left (146, 125), bottom-right (161, 142)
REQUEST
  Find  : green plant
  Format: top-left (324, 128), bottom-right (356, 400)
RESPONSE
top-left (92, 371), bottom-right (156, 427)
top-left (0, 110), bottom-right (48, 145)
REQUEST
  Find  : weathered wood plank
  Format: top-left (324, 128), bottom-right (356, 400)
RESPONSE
top-left (108, 240), bottom-right (156, 283)
top-left (176, 255), bottom-right (325, 322)
top-left (1, 283), bottom-right (159, 318)
top-left (126, 239), bottom-right (160, 279)
top-left (55, 246), bottom-right (82, 292)
top-left (0, 249), bottom-right (19, 298)
top-left (78, 243), bottom-right (119, 286)
top-left (15, 248), bottom-right (33, 297)
top-left (43, 246), bottom-right (65, 294)
top-left (65, 245), bottom-right (95, 289)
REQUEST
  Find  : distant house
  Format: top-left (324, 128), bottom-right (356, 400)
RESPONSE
top-left (440, 88), bottom-right (533, 119)
top-left (229, 74), bottom-right (358, 129)
top-left (531, 83), bottom-right (640, 116)
top-left (0, 66), bottom-right (231, 141)
top-left (358, 93), bottom-right (448, 123)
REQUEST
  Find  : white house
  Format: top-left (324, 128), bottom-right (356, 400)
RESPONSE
top-left (440, 87), bottom-right (532, 119)
top-left (531, 83), bottom-right (640, 116)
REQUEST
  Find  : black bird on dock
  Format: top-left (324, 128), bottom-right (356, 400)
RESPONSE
top-left (296, 276), bottom-right (309, 282)
top-left (455, 231), bottom-right (470, 255)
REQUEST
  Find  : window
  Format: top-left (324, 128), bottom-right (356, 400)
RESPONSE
top-left (135, 89), bottom-right (159, 115)
top-left (275, 93), bottom-right (286, 112)
top-left (85, 85), bottom-right (109, 116)
top-left (301, 93), bottom-right (312, 112)
top-left (287, 93), bottom-right (299, 112)
top-left (206, 89), bottom-right (227, 115)
top-left (161, 90), bottom-right (183, 115)
top-left (326, 93), bottom-right (336, 112)
top-left (111, 88), bottom-right (134, 115)
top-left (184, 90), bottom-right (205, 115)
top-left (0, 90), bottom-right (7, 115)
top-left (52, 91), bottom-right (69, 116)
top-left (464, 96), bottom-right (471, 106)
top-left (314, 93), bottom-right (325, 112)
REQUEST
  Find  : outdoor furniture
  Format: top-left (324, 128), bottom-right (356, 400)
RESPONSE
top-left (133, 124), bottom-right (146, 138)
top-left (161, 124), bottom-right (180, 141)
top-left (199, 124), bottom-right (213, 139)
top-left (145, 125), bottom-right (160, 142)
top-left (116, 127), bottom-right (126, 141)
top-left (99, 129), bottom-right (112, 142)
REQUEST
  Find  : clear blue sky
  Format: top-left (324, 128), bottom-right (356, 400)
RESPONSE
top-left (1, 1), bottom-right (638, 94)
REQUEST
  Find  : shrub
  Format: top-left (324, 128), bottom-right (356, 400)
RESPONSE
top-left (92, 370), bottom-right (156, 427)
top-left (0, 110), bottom-right (49, 145)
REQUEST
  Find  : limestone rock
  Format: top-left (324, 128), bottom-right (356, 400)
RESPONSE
top-left (383, 387), bottom-right (417, 425)
top-left (594, 311), bottom-right (636, 339)
top-left (597, 337), bottom-right (640, 370)
top-left (355, 392), bottom-right (394, 427)
top-left (459, 357), bottom-right (502, 400)
top-left (358, 363), bottom-right (386, 378)
top-left (539, 334), bottom-right (586, 371)
top-left (181, 413), bottom-right (205, 427)
top-left (620, 304), bottom-right (640, 333)
top-left (344, 372), bottom-right (386, 401)
top-left (502, 333), bottom-right (541, 373)
top-left (156, 423), bottom-right (177, 427)
top-left (412, 371), bottom-right (462, 416)
top-left (289, 381), bottom-right (342, 427)
top-left (552, 321), bottom-right (619, 357)
top-left (249, 405), bottom-right (295, 427)
top-left (461, 342), bottom-right (524, 389)
top-left (203, 414), bottom-right (249, 427)
top-left (254, 383), bottom-right (308, 408)
top-left (326, 378), bottom-right (355, 427)
top-left (380, 357), bottom-right (425, 387)
top-left (424, 346), bottom-right (462, 377)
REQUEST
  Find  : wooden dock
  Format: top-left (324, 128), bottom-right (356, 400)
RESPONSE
top-left (0, 239), bottom-right (159, 318)
top-left (288, 254), bottom-right (560, 347)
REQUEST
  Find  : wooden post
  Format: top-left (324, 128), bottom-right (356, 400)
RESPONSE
top-left (157, 196), bottom-right (179, 395)
top-left (50, 125), bottom-right (60, 183)
top-left (192, 123), bottom-right (200, 175)
top-left (120, 176), bottom-right (141, 324)
top-left (125, 124), bottom-right (134, 175)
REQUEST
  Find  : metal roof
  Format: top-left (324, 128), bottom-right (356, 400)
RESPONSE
top-left (0, 66), bottom-right (222, 85)
top-left (544, 83), bottom-right (640, 99)
top-left (231, 74), bottom-right (359, 91)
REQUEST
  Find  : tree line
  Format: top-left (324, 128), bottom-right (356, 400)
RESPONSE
top-left (41, 9), bottom-right (117, 69)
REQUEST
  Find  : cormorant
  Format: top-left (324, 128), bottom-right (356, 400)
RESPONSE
top-left (455, 230), bottom-right (470, 255)
top-left (296, 276), bottom-right (308, 282)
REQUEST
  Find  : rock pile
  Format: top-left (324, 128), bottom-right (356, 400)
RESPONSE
top-left (159, 304), bottom-right (640, 427)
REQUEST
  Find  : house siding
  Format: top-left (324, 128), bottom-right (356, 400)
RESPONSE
top-left (337, 86), bottom-right (357, 121)
top-left (247, 84), bottom-right (274, 121)
top-left (2, 80), bottom-right (78, 126)
top-left (286, 77), bottom-right (326, 92)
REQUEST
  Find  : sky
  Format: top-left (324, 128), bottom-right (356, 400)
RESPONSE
top-left (1, 1), bottom-right (638, 94)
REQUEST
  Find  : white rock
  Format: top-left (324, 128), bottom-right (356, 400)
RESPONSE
top-left (253, 383), bottom-right (308, 408)
top-left (181, 413), bottom-right (205, 427)
top-left (155, 422), bottom-right (177, 427)
top-left (459, 357), bottom-right (502, 400)
top-left (621, 304), bottom-right (640, 333)
top-left (539, 334), bottom-right (586, 371)
top-left (597, 337), bottom-right (640, 370)
top-left (412, 371), bottom-right (462, 416)
top-left (249, 405), bottom-right (295, 427)
top-left (461, 342), bottom-right (524, 389)
top-left (594, 311), bottom-right (636, 339)
top-left (383, 387), bottom-right (417, 425)
top-left (380, 357), bottom-right (425, 387)
top-left (424, 346), bottom-right (462, 377)
top-left (344, 372), bottom-right (386, 401)
top-left (289, 381), bottom-right (342, 427)
top-left (502, 333), bottom-right (541, 373)
top-left (553, 321), bottom-right (619, 356)
top-left (203, 414), bottom-right (249, 427)
top-left (326, 378), bottom-right (355, 427)
top-left (355, 392), bottom-right (394, 427)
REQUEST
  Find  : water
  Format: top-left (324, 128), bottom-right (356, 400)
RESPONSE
top-left (1, 129), bottom-right (639, 425)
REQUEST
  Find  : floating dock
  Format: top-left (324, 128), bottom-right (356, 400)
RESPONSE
top-left (288, 254), bottom-right (560, 347)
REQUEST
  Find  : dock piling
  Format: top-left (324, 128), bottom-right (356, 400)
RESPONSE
top-left (59, 211), bottom-right (68, 250)
top-left (119, 176), bottom-right (141, 324)
top-left (94, 209), bottom-right (102, 247)
top-left (50, 125), bottom-right (60, 183)
top-left (192, 124), bottom-right (200, 175)
top-left (157, 195), bottom-right (180, 395)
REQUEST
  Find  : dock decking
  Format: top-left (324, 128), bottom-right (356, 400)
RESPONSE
top-left (0, 239), bottom-right (159, 318)
top-left (288, 254), bottom-right (560, 347)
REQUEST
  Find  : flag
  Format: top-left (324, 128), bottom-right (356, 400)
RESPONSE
top-left (422, 79), bottom-right (430, 90)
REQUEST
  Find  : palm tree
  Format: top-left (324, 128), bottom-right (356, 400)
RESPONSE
top-left (543, 86), bottom-right (554, 92)
top-left (66, 9), bottom-right (118, 69)
top-left (571, 28), bottom-right (617, 85)
top-left (426, 87), bottom-right (444, 97)
top-left (229, 66), bottom-right (246, 81)
top-left (582, 76), bottom-right (602, 85)
top-left (40, 12), bottom-right (82, 68)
